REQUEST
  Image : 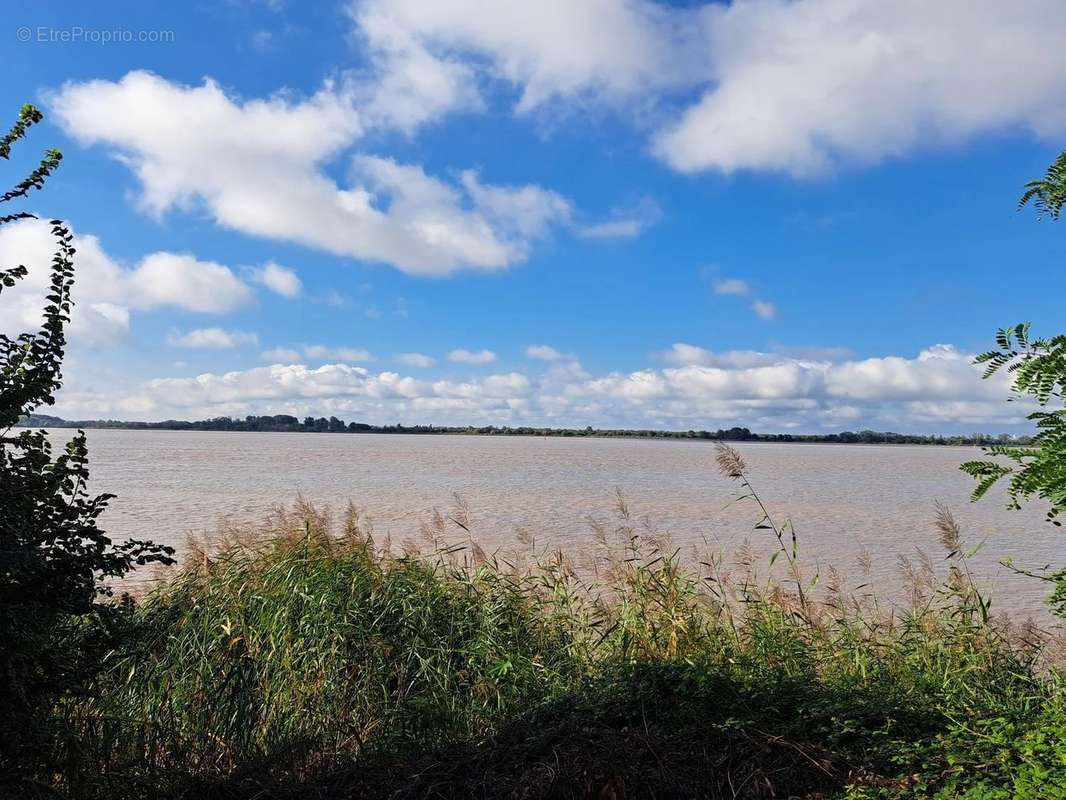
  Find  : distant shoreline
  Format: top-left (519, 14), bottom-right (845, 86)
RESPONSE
top-left (17, 413), bottom-right (1030, 447)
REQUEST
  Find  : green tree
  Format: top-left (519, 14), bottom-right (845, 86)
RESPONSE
top-left (962, 149), bottom-right (1066, 613)
top-left (0, 105), bottom-right (173, 774)
top-left (962, 324), bottom-right (1066, 525)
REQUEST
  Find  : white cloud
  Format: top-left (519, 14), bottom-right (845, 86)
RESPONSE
top-left (49, 71), bottom-right (572, 276)
top-left (261, 347), bottom-right (304, 363)
top-left (448, 348), bottom-right (496, 365)
top-left (662, 343), bottom-right (714, 368)
top-left (249, 261), bottom-right (302, 297)
top-left (261, 345), bottom-right (374, 363)
top-left (351, 1), bottom-right (483, 131)
top-left (168, 328), bottom-right (259, 349)
top-left (772, 345), bottom-right (854, 362)
top-left (0, 218), bottom-right (252, 347)
top-left (53, 342), bottom-right (1028, 434)
top-left (80, 303), bottom-right (131, 347)
top-left (708, 274), bottom-right (776, 321)
top-left (661, 343), bottom-right (780, 369)
top-left (459, 170), bottom-right (571, 238)
top-left (126, 253), bottom-right (252, 313)
top-left (656, 0), bottom-right (1066, 175)
top-left (579, 197), bottom-right (662, 240)
top-left (751, 300), bottom-right (777, 320)
top-left (349, 0), bottom-right (703, 115)
top-left (355, 156), bottom-right (571, 270)
top-left (396, 352), bottom-right (435, 367)
top-left (578, 219), bottom-right (643, 240)
top-left (303, 344), bottom-right (374, 362)
top-left (348, 0), bottom-right (1066, 177)
top-left (712, 278), bottom-right (750, 296)
top-left (526, 344), bottom-right (564, 361)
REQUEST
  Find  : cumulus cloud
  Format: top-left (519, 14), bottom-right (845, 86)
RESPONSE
top-left (126, 253), bottom-right (252, 312)
top-left (347, 0), bottom-right (1066, 177)
top-left (51, 343), bottom-right (1029, 434)
top-left (661, 343), bottom-right (781, 369)
top-left (654, 0), bottom-right (1066, 175)
top-left (168, 328), bottom-right (259, 349)
top-left (448, 348), bottom-right (496, 365)
top-left (772, 345), bottom-right (854, 362)
top-left (0, 218), bottom-right (251, 346)
top-left (49, 71), bottom-right (572, 275)
top-left (662, 343), bottom-right (714, 368)
top-left (348, 0), bottom-right (703, 115)
top-left (526, 344), bottom-right (565, 361)
top-left (125, 364), bottom-right (534, 421)
top-left (249, 261), bottom-right (302, 297)
top-left (396, 352), bottom-right (435, 367)
top-left (350, 1), bottom-right (483, 131)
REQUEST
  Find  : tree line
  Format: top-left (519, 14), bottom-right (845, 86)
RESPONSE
top-left (19, 412), bottom-right (1028, 446)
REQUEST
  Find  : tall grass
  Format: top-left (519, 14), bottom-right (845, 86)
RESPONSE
top-left (30, 446), bottom-right (1066, 798)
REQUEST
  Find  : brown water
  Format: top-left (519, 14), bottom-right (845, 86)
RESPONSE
top-left (50, 429), bottom-right (1061, 620)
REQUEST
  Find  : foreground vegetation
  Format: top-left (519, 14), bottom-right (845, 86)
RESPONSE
top-left (25, 471), bottom-right (1066, 799)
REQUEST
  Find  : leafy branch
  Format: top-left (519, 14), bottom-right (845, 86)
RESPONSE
top-left (1019, 149), bottom-right (1066, 220)
top-left (961, 165), bottom-right (1066, 528)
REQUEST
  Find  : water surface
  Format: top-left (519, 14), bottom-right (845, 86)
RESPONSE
top-left (51, 429), bottom-right (1060, 619)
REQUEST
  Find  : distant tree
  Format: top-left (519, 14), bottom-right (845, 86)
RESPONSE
top-left (0, 105), bottom-right (173, 773)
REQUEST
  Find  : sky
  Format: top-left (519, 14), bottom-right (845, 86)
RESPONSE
top-left (3, 0), bottom-right (1065, 434)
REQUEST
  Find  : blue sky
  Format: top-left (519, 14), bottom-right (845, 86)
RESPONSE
top-left (3, 0), bottom-right (1065, 433)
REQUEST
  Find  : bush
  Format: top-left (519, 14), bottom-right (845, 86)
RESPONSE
top-left (0, 105), bottom-right (172, 783)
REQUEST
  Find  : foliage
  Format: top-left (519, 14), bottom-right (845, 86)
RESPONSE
top-left (0, 105), bottom-right (173, 780)
top-left (960, 152), bottom-right (1066, 622)
top-left (1019, 149), bottom-right (1066, 220)
top-left (961, 323), bottom-right (1066, 526)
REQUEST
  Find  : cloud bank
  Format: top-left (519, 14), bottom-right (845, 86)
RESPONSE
top-left (50, 343), bottom-right (1027, 434)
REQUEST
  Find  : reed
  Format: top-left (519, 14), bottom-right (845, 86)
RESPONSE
top-left (30, 452), bottom-right (1066, 799)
